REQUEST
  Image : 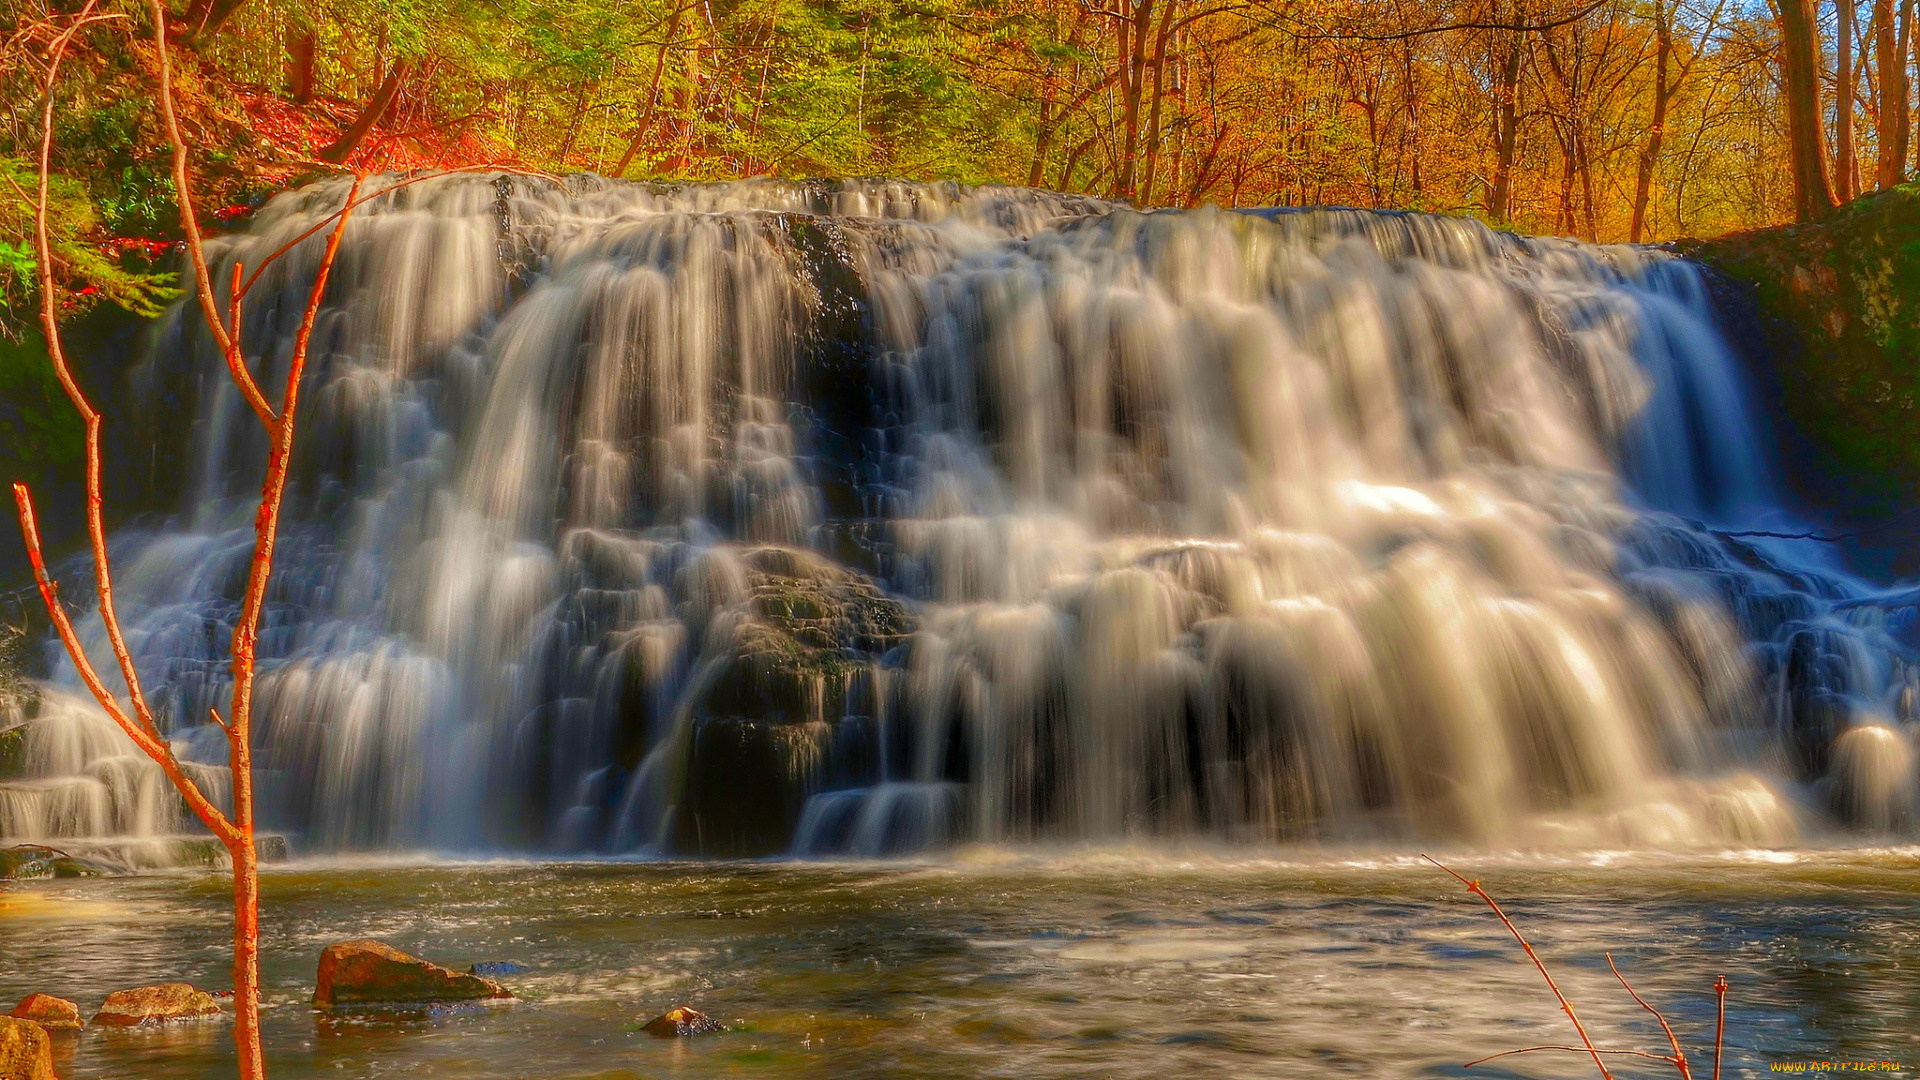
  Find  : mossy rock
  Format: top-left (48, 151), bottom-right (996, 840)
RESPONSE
top-left (0, 724), bottom-right (26, 781)
top-left (1680, 185), bottom-right (1920, 521)
top-left (697, 547), bottom-right (911, 725)
top-left (667, 547), bottom-right (911, 855)
top-left (0, 846), bottom-right (114, 880)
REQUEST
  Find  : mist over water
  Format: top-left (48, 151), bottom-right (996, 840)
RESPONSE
top-left (5, 175), bottom-right (1918, 860)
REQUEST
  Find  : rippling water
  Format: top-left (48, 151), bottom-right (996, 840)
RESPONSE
top-left (3, 850), bottom-right (1917, 1078)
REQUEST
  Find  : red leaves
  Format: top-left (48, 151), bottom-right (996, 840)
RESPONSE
top-left (104, 236), bottom-right (175, 259)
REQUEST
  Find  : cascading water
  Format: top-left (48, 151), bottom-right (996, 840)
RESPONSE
top-left (2, 175), bottom-right (1915, 861)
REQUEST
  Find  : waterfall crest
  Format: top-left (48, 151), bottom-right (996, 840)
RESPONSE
top-left (4, 175), bottom-right (1915, 857)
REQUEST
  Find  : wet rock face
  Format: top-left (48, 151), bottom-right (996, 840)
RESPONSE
top-left (699, 547), bottom-right (913, 725)
top-left (0, 847), bottom-right (112, 880)
top-left (312, 940), bottom-right (515, 1010)
top-left (0, 1017), bottom-right (53, 1080)
top-left (671, 547), bottom-right (911, 856)
top-left (92, 984), bottom-right (221, 1026)
top-left (8, 995), bottom-right (80, 1031)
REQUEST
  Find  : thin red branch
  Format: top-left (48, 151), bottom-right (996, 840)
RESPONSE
top-left (235, 165), bottom-right (561, 303)
top-left (11, 487), bottom-right (236, 841)
top-left (1464, 1046), bottom-right (1679, 1069)
top-left (1714, 976), bottom-right (1728, 1080)
top-left (27, 0), bottom-right (165, 745)
top-left (149, 0), bottom-right (277, 430)
top-left (1424, 855), bottom-right (1616, 1080)
top-left (1607, 953), bottom-right (1694, 1079)
top-left (227, 261), bottom-right (243, 344)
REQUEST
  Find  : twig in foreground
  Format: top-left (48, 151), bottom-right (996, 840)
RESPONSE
top-left (1424, 855), bottom-right (1617, 1079)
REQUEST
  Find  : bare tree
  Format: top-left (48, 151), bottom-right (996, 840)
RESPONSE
top-left (11, 4), bottom-right (362, 1076)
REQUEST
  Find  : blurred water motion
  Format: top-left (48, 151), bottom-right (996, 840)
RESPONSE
top-left (4, 176), bottom-right (1917, 857)
top-left (3, 855), bottom-right (1917, 1079)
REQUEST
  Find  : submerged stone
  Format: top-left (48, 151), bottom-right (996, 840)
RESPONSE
top-left (641, 1006), bottom-right (723, 1037)
top-left (0, 1017), bottom-right (52, 1080)
top-left (467, 961), bottom-right (527, 977)
top-left (0, 846), bottom-right (113, 880)
top-left (7, 995), bottom-right (80, 1031)
top-left (92, 983), bottom-right (221, 1026)
top-left (312, 940), bottom-right (515, 1010)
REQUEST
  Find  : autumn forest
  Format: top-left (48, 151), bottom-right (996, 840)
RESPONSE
top-left (2, 0), bottom-right (1915, 291)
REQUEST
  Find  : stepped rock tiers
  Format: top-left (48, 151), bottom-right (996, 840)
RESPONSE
top-left (2, 176), bottom-right (1916, 861)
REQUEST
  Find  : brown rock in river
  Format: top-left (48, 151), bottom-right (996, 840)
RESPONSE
top-left (312, 940), bottom-right (515, 1009)
top-left (92, 983), bottom-right (221, 1026)
top-left (0, 1017), bottom-right (53, 1080)
top-left (7, 995), bottom-right (80, 1031)
top-left (641, 1006), bottom-right (723, 1037)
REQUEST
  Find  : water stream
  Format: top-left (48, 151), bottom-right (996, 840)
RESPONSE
top-left (3, 852), bottom-right (1918, 1078)
top-left (2, 175), bottom-right (1917, 857)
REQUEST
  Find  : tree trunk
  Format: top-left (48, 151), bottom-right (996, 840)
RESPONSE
top-left (1139, 0), bottom-right (1179, 207)
top-left (1029, 95), bottom-right (1057, 188)
top-left (556, 79), bottom-right (591, 164)
top-left (180, 0), bottom-right (250, 46)
top-left (1779, 0), bottom-right (1838, 220)
top-left (318, 59), bottom-right (410, 164)
top-left (1115, 0), bottom-right (1154, 203)
top-left (1402, 41), bottom-right (1423, 198)
top-left (1630, 0), bottom-right (1673, 242)
top-left (1877, 0), bottom-right (1912, 186)
top-left (615, 1), bottom-right (689, 176)
top-left (1838, 0), bottom-right (1857, 202)
top-left (1487, 29), bottom-right (1525, 221)
top-left (287, 30), bottom-right (315, 104)
top-left (1059, 135), bottom-right (1096, 191)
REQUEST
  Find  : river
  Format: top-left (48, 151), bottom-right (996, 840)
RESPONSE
top-left (4, 849), bottom-right (1917, 1078)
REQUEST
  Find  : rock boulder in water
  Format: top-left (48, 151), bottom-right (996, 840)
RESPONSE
top-left (8, 995), bottom-right (80, 1031)
top-left (92, 983), bottom-right (220, 1026)
top-left (641, 1006), bottom-right (723, 1037)
top-left (467, 961), bottom-right (527, 977)
top-left (0, 846), bottom-right (113, 880)
top-left (312, 940), bottom-right (515, 1009)
top-left (0, 1017), bottom-right (52, 1080)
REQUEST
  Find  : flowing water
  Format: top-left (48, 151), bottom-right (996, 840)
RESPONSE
top-left (2, 852), bottom-right (1918, 1078)
top-left (3, 177), bottom-right (1919, 1073)
top-left (5, 175), bottom-right (1915, 856)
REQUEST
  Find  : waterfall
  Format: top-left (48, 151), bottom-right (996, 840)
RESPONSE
top-left (3, 175), bottom-right (1915, 858)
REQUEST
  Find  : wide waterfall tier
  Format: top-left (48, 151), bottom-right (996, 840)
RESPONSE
top-left (10, 175), bottom-right (1918, 859)
top-left (0, 686), bottom-right (238, 868)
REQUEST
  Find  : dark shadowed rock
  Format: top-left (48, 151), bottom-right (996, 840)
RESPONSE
top-left (700, 546), bottom-right (912, 725)
top-left (0, 1017), bottom-right (53, 1080)
top-left (8, 995), bottom-right (80, 1031)
top-left (671, 546), bottom-right (912, 856)
top-left (641, 1006), bottom-right (724, 1037)
top-left (92, 983), bottom-right (220, 1026)
top-left (313, 940), bottom-right (514, 1009)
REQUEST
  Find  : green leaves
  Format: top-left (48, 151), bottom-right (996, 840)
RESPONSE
top-left (0, 157), bottom-right (179, 340)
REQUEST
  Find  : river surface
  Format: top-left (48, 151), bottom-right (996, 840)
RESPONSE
top-left (2, 848), bottom-right (1917, 1078)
